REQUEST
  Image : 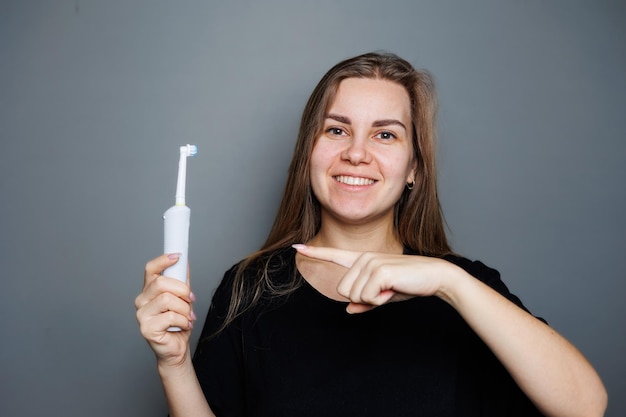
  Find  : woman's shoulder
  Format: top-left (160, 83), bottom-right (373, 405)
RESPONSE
top-left (441, 253), bottom-right (502, 286)
top-left (403, 247), bottom-right (501, 284)
top-left (440, 252), bottom-right (543, 319)
top-left (404, 247), bottom-right (537, 315)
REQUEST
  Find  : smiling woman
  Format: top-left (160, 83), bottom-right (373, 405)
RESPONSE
top-left (135, 52), bottom-right (607, 417)
top-left (310, 78), bottom-right (416, 229)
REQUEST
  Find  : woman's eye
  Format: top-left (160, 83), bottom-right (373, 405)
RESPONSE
top-left (327, 127), bottom-right (346, 136)
top-left (375, 131), bottom-right (397, 140)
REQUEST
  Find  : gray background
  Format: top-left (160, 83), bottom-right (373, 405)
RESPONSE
top-left (1, 1), bottom-right (624, 416)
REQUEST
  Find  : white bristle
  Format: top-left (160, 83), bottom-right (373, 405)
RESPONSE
top-left (180, 144), bottom-right (198, 157)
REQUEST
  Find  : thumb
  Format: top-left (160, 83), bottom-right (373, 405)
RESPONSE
top-left (346, 290), bottom-right (395, 314)
top-left (144, 253), bottom-right (182, 285)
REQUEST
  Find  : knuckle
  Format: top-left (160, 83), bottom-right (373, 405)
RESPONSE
top-left (375, 263), bottom-right (392, 279)
top-left (145, 256), bottom-right (166, 275)
top-left (157, 291), bottom-right (173, 306)
top-left (135, 310), bottom-right (146, 328)
top-left (153, 274), bottom-right (165, 288)
top-left (359, 251), bottom-right (376, 263)
top-left (349, 288), bottom-right (362, 303)
top-left (138, 321), bottom-right (152, 338)
top-left (157, 291), bottom-right (188, 312)
top-left (136, 312), bottom-right (149, 334)
top-left (145, 259), bottom-right (157, 273)
top-left (164, 310), bottom-right (181, 325)
top-left (361, 253), bottom-right (380, 271)
top-left (153, 274), bottom-right (172, 292)
top-left (337, 285), bottom-right (349, 299)
top-left (360, 285), bottom-right (379, 304)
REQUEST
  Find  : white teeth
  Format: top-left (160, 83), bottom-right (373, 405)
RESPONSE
top-left (334, 175), bottom-right (375, 186)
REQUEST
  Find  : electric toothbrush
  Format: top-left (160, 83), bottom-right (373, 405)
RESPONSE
top-left (163, 144), bottom-right (197, 331)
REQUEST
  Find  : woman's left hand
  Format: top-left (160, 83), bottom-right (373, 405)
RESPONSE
top-left (293, 244), bottom-right (457, 313)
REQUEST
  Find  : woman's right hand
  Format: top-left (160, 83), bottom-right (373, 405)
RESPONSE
top-left (135, 253), bottom-right (197, 368)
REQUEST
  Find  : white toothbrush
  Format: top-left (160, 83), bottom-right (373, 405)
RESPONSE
top-left (163, 144), bottom-right (197, 331)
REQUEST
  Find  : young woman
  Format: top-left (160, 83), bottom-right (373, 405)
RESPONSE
top-left (135, 52), bottom-right (607, 417)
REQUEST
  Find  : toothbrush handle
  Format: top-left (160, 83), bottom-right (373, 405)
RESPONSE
top-left (163, 205), bottom-right (190, 332)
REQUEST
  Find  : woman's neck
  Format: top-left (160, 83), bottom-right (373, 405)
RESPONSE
top-left (307, 212), bottom-right (404, 254)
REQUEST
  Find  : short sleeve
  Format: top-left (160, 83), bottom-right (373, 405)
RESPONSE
top-left (442, 254), bottom-right (547, 323)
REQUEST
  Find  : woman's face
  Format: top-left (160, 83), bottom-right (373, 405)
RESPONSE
top-left (310, 77), bottom-right (416, 227)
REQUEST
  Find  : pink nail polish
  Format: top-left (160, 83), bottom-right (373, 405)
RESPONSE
top-left (168, 253), bottom-right (181, 260)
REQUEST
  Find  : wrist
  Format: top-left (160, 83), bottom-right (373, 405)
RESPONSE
top-left (157, 351), bottom-right (194, 380)
top-left (433, 261), bottom-right (470, 307)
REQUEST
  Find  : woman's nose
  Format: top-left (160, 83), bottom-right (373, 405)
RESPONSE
top-left (341, 136), bottom-right (372, 165)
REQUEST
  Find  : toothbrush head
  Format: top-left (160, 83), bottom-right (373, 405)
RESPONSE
top-left (180, 144), bottom-right (198, 157)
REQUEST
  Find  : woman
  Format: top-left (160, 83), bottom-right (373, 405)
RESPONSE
top-left (135, 52), bottom-right (607, 417)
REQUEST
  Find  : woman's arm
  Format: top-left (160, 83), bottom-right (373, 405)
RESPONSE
top-left (158, 354), bottom-right (215, 417)
top-left (437, 261), bottom-right (607, 417)
top-left (293, 245), bottom-right (608, 417)
top-left (135, 254), bottom-right (215, 417)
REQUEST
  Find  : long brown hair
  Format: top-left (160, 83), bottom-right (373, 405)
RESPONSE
top-left (216, 52), bottom-right (451, 333)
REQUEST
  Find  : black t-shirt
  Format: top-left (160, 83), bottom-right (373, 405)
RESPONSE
top-left (193, 247), bottom-right (544, 416)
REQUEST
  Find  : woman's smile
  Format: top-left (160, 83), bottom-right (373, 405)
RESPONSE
top-left (333, 175), bottom-right (376, 186)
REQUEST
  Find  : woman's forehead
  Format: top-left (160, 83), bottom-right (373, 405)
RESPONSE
top-left (326, 78), bottom-right (411, 124)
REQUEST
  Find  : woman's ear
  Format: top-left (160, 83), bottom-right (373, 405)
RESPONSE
top-left (407, 160), bottom-right (417, 184)
top-left (406, 162), bottom-right (417, 190)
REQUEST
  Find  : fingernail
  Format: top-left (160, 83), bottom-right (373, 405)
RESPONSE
top-left (188, 320), bottom-right (194, 329)
top-left (189, 291), bottom-right (196, 302)
top-left (191, 310), bottom-right (197, 321)
top-left (292, 244), bottom-right (307, 251)
top-left (168, 253), bottom-right (181, 260)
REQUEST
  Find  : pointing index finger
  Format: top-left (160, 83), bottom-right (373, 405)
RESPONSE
top-left (292, 244), bottom-right (361, 268)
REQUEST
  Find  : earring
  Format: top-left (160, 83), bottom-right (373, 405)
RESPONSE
top-left (406, 180), bottom-right (414, 190)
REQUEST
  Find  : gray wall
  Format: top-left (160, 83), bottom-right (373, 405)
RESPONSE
top-left (1, 1), bottom-right (624, 416)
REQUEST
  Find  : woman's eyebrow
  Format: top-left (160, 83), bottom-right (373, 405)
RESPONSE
top-left (372, 119), bottom-right (407, 130)
top-left (326, 114), bottom-right (407, 131)
top-left (326, 113), bottom-right (351, 124)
